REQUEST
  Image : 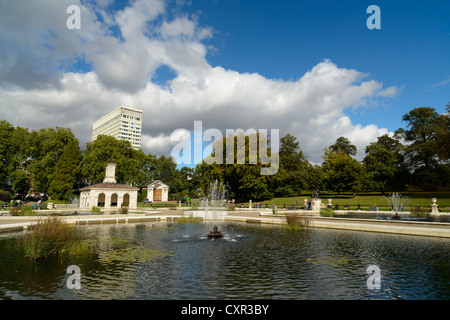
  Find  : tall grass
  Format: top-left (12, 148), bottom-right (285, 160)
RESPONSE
top-left (320, 208), bottom-right (335, 217)
top-left (10, 206), bottom-right (35, 216)
top-left (22, 217), bottom-right (91, 261)
top-left (177, 214), bottom-right (202, 224)
top-left (285, 213), bottom-right (311, 231)
top-left (410, 205), bottom-right (431, 217)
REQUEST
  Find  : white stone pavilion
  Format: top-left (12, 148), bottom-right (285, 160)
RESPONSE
top-left (79, 163), bottom-right (139, 210)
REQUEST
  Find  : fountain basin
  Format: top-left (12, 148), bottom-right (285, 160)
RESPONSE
top-left (1, 221), bottom-right (450, 299)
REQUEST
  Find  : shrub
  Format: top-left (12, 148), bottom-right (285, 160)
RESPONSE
top-left (91, 206), bottom-right (101, 213)
top-left (9, 207), bottom-right (20, 216)
top-left (20, 206), bottom-right (35, 216)
top-left (22, 217), bottom-right (91, 261)
top-left (0, 190), bottom-right (11, 202)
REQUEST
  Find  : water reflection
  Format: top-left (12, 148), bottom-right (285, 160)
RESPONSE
top-left (0, 222), bottom-right (449, 299)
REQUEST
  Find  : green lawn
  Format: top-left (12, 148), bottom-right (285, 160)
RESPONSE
top-left (134, 191), bottom-right (450, 212)
top-left (258, 191), bottom-right (450, 211)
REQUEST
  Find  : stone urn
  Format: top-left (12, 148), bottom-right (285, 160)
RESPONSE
top-left (431, 198), bottom-right (439, 214)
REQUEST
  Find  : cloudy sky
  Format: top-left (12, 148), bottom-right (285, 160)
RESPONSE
top-left (1, 0), bottom-right (449, 164)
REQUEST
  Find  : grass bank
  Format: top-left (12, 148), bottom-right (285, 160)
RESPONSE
top-left (260, 191), bottom-right (450, 212)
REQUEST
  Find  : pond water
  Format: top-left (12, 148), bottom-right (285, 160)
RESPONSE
top-left (1, 222), bottom-right (449, 300)
top-left (333, 212), bottom-right (450, 223)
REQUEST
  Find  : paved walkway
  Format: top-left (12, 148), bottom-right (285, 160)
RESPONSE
top-left (1, 209), bottom-right (450, 238)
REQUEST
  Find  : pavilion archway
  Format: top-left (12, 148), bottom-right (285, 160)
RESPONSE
top-left (123, 193), bottom-right (130, 207)
top-left (111, 193), bottom-right (118, 207)
top-left (98, 193), bottom-right (105, 207)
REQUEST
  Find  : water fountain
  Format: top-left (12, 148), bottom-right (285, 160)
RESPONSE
top-left (190, 180), bottom-right (229, 237)
top-left (207, 225), bottom-right (224, 239)
top-left (386, 193), bottom-right (407, 220)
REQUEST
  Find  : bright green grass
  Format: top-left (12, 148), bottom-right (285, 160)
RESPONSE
top-left (259, 191), bottom-right (450, 212)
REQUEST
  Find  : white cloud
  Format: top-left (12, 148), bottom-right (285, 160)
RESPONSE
top-left (426, 76), bottom-right (450, 90)
top-left (0, 0), bottom-right (398, 164)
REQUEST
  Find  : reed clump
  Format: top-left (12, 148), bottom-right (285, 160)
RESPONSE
top-left (284, 213), bottom-right (311, 231)
top-left (10, 206), bottom-right (35, 216)
top-left (177, 214), bottom-right (202, 224)
top-left (22, 216), bottom-right (92, 261)
top-left (410, 205), bottom-right (430, 217)
top-left (320, 208), bottom-right (335, 217)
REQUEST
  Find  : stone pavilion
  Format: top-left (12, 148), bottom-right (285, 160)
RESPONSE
top-left (79, 163), bottom-right (139, 210)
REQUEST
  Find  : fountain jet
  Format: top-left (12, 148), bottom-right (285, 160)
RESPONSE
top-left (386, 193), bottom-right (407, 220)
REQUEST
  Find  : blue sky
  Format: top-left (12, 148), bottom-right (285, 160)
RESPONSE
top-left (0, 0), bottom-right (448, 164)
top-left (107, 0), bottom-right (449, 130)
top-left (192, 0), bottom-right (449, 128)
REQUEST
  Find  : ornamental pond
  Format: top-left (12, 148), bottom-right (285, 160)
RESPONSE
top-left (0, 221), bottom-right (450, 299)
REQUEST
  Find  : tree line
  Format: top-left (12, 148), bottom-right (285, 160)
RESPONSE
top-left (0, 128), bottom-right (185, 202)
top-left (0, 105), bottom-right (448, 203)
top-left (200, 105), bottom-right (449, 200)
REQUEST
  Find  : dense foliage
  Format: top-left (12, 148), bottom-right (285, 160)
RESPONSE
top-left (0, 105), bottom-right (448, 202)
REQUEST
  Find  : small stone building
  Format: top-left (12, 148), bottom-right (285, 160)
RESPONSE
top-left (146, 180), bottom-right (169, 202)
top-left (79, 163), bottom-right (139, 210)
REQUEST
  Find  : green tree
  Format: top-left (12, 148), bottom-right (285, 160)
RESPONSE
top-left (10, 170), bottom-right (30, 199)
top-left (0, 121), bottom-right (31, 197)
top-left (273, 134), bottom-right (309, 197)
top-left (305, 163), bottom-right (326, 192)
top-left (152, 155), bottom-right (184, 196)
top-left (80, 135), bottom-right (151, 187)
top-left (196, 132), bottom-right (277, 201)
top-left (375, 134), bottom-right (410, 190)
top-left (237, 165), bottom-right (273, 201)
top-left (322, 148), bottom-right (363, 194)
top-left (435, 103), bottom-right (450, 162)
top-left (395, 107), bottom-right (445, 190)
top-left (363, 141), bottom-right (397, 194)
top-left (179, 166), bottom-right (199, 198)
top-left (27, 127), bottom-right (78, 193)
top-left (330, 136), bottom-right (357, 157)
top-left (48, 140), bottom-right (81, 201)
top-left (395, 107), bottom-right (442, 169)
top-left (0, 121), bottom-right (16, 189)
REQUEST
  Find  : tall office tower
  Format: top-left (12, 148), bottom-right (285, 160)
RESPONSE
top-left (92, 105), bottom-right (143, 150)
